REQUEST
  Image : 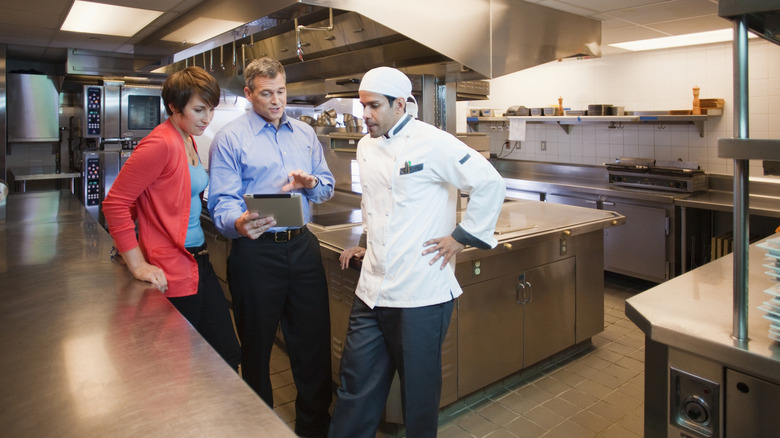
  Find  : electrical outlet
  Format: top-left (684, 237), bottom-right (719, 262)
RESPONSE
top-left (541, 141), bottom-right (547, 151)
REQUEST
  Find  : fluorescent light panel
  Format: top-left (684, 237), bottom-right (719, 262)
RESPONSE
top-left (161, 17), bottom-right (246, 45)
top-left (61, 1), bottom-right (163, 37)
top-left (609, 29), bottom-right (757, 52)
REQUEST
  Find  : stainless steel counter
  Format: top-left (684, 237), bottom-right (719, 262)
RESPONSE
top-left (676, 189), bottom-right (780, 218)
top-left (626, 234), bottom-right (780, 383)
top-left (315, 198), bottom-right (622, 420)
top-left (0, 191), bottom-right (295, 437)
top-left (625, 233), bottom-right (780, 436)
top-left (314, 199), bottom-right (625, 258)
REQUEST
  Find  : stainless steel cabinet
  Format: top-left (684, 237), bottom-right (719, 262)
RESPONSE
top-left (458, 256), bottom-right (576, 396)
top-left (546, 193), bottom-right (670, 282)
top-left (602, 202), bottom-right (667, 282)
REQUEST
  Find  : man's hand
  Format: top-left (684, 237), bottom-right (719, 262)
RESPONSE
top-left (235, 210), bottom-right (277, 239)
top-left (282, 169), bottom-right (318, 192)
top-left (339, 246), bottom-right (366, 270)
top-left (422, 236), bottom-right (465, 270)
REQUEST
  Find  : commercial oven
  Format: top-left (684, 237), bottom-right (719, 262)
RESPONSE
top-left (79, 83), bottom-right (166, 225)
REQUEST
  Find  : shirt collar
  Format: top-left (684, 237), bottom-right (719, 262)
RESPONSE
top-left (249, 111), bottom-right (293, 134)
top-left (384, 114), bottom-right (413, 139)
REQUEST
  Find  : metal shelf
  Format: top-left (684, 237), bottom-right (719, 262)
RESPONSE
top-left (467, 111), bottom-right (721, 137)
top-left (718, 138), bottom-right (780, 160)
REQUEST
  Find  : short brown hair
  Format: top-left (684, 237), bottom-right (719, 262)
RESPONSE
top-left (244, 58), bottom-right (285, 90)
top-left (162, 66), bottom-right (220, 116)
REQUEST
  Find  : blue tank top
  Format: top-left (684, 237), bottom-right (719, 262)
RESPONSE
top-left (185, 161), bottom-right (208, 248)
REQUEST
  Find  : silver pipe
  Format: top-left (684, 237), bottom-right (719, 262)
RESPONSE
top-left (732, 17), bottom-right (750, 342)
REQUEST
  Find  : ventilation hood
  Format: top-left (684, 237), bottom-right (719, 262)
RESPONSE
top-left (151, 0), bottom-right (600, 103)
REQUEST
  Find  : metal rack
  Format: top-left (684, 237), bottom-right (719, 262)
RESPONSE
top-left (717, 0), bottom-right (780, 342)
top-left (467, 112), bottom-right (721, 137)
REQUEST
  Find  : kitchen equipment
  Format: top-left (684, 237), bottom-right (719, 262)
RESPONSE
top-left (505, 106), bottom-right (529, 116)
top-left (530, 108), bottom-right (544, 116)
top-left (587, 104), bottom-right (613, 116)
top-left (82, 83), bottom-right (165, 140)
top-left (606, 157), bottom-right (708, 193)
top-left (7, 73), bottom-right (60, 142)
top-left (700, 98), bottom-right (725, 109)
top-left (692, 86), bottom-right (701, 115)
top-left (299, 115), bottom-right (316, 126)
top-left (543, 107), bottom-right (556, 116)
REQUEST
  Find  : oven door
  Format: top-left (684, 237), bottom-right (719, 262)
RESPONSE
top-left (120, 86), bottom-right (166, 140)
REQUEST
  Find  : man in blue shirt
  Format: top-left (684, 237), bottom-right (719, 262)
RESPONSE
top-left (208, 57), bottom-right (334, 437)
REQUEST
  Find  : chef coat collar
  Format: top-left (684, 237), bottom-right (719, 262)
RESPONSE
top-left (384, 114), bottom-right (413, 139)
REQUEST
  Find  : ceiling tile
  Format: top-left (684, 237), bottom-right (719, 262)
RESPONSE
top-left (607, 0), bottom-right (718, 26)
top-left (650, 15), bottom-right (733, 35)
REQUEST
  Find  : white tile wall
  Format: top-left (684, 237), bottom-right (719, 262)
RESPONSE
top-left (460, 39), bottom-right (780, 178)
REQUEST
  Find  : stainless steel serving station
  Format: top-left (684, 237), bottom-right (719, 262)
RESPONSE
top-left (0, 191), bottom-right (295, 437)
top-left (625, 235), bottom-right (780, 437)
top-left (312, 199), bottom-right (625, 421)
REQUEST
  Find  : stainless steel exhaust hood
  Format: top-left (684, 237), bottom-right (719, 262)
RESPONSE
top-left (154, 0), bottom-right (600, 102)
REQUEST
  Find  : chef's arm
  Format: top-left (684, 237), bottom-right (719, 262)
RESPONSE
top-left (339, 232), bottom-right (367, 270)
top-left (451, 224), bottom-right (491, 249)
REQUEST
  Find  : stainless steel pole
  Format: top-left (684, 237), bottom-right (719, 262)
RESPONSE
top-left (732, 17), bottom-right (750, 342)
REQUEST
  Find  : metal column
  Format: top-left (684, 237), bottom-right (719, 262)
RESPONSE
top-left (732, 18), bottom-right (750, 342)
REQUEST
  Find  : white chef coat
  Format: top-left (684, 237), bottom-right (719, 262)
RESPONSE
top-left (355, 116), bottom-right (505, 309)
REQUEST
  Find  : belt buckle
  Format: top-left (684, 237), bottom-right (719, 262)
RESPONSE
top-left (274, 230), bottom-right (290, 242)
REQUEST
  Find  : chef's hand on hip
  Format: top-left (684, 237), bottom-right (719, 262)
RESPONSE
top-left (235, 211), bottom-right (276, 240)
top-left (339, 246), bottom-right (366, 270)
top-left (422, 236), bottom-right (465, 270)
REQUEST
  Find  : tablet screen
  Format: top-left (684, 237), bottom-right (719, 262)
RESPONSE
top-left (243, 193), bottom-right (305, 228)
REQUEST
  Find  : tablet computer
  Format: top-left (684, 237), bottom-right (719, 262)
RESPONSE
top-left (243, 193), bottom-right (305, 228)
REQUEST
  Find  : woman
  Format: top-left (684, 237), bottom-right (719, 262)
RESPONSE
top-left (103, 66), bottom-right (240, 370)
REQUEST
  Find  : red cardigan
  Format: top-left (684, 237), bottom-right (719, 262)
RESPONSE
top-left (103, 120), bottom-right (199, 297)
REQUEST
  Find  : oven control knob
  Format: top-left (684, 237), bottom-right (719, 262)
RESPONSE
top-left (682, 396), bottom-right (709, 424)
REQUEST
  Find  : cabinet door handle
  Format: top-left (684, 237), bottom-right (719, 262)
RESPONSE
top-left (516, 281), bottom-right (526, 304)
top-left (585, 200), bottom-right (598, 205)
top-left (525, 281), bottom-right (532, 303)
top-left (602, 201), bottom-right (615, 206)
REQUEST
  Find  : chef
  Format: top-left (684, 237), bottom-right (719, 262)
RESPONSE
top-left (328, 66), bottom-right (506, 437)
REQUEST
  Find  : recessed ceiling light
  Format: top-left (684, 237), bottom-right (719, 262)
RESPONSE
top-left (61, 1), bottom-right (163, 37)
top-left (161, 17), bottom-right (246, 46)
top-left (609, 29), bottom-right (757, 52)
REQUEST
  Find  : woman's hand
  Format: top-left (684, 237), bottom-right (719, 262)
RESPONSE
top-left (339, 246), bottom-right (366, 270)
top-left (120, 247), bottom-right (168, 292)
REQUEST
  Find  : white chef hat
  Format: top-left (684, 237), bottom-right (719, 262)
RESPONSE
top-left (359, 66), bottom-right (418, 117)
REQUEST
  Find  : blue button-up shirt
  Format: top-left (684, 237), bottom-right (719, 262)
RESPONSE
top-left (207, 111), bottom-right (334, 239)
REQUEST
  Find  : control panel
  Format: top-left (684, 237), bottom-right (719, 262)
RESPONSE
top-left (670, 367), bottom-right (720, 437)
top-left (85, 154), bottom-right (100, 206)
top-left (84, 86), bottom-right (102, 137)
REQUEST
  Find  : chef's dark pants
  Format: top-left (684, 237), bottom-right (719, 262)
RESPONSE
top-left (168, 245), bottom-right (241, 370)
top-left (228, 227), bottom-right (332, 437)
top-left (328, 297), bottom-right (454, 438)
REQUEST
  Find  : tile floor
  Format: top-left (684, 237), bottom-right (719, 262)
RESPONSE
top-left (268, 272), bottom-right (656, 437)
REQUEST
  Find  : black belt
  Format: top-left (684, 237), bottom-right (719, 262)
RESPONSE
top-left (259, 226), bottom-right (306, 242)
top-left (186, 243), bottom-right (208, 257)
